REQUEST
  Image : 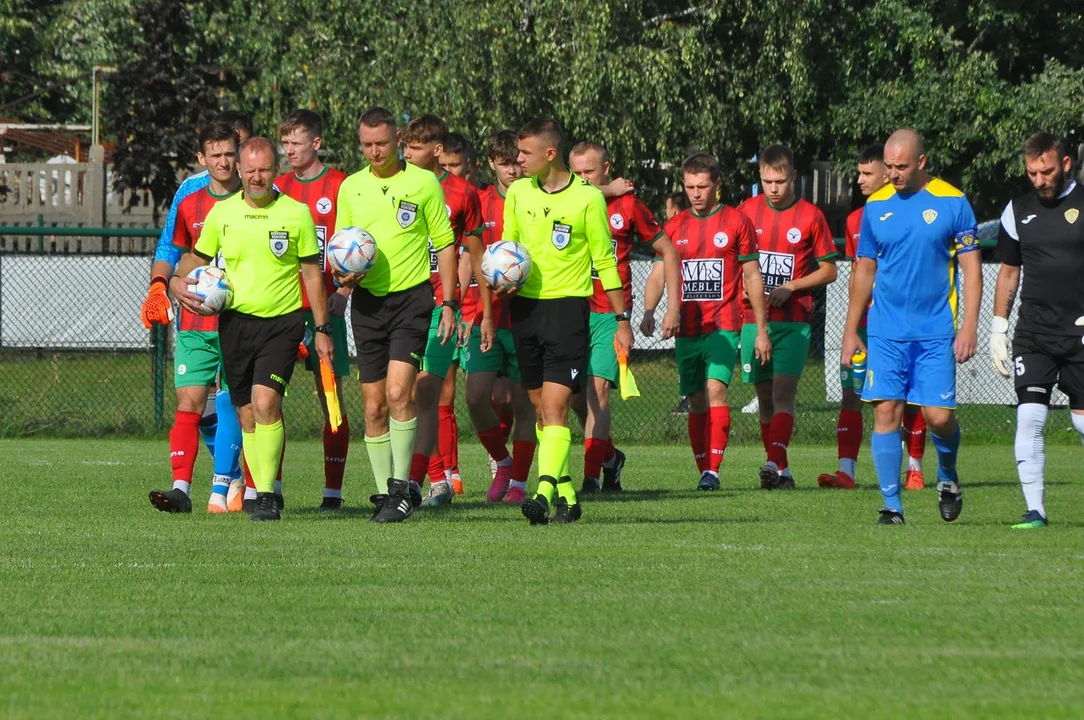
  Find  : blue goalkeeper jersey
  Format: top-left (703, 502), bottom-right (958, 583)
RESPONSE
top-left (152, 171), bottom-right (210, 268)
top-left (857, 178), bottom-right (979, 342)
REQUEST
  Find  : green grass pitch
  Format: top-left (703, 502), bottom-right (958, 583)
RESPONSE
top-left (2, 438), bottom-right (1083, 718)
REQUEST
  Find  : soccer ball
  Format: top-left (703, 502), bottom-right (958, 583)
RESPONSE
top-left (481, 240), bottom-right (532, 291)
top-left (326, 226), bottom-right (378, 276)
top-left (187, 266), bottom-right (232, 315)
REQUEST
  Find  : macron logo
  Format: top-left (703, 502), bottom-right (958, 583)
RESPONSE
top-left (879, 212), bottom-right (893, 221)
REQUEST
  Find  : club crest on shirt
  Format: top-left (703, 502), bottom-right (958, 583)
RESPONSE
top-left (1066, 208), bottom-right (1079, 224)
top-left (923, 209), bottom-right (938, 224)
top-left (713, 232), bottom-right (729, 248)
top-left (269, 231), bottom-right (289, 257)
top-left (786, 227), bottom-right (802, 244)
top-left (315, 197), bottom-right (332, 214)
top-left (552, 222), bottom-right (571, 250)
top-left (397, 200), bottom-right (418, 228)
top-left (610, 213), bottom-right (625, 230)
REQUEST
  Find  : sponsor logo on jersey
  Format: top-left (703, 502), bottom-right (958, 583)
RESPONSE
top-left (922, 209), bottom-right (938, 224)
top-left (397, 200), bottom-right (418, 228)
top-left (1066, 208), bottom-right (1079, 224)
top-left (316, 226), bottom-right (327, 268)
top-left (315, 197), bottom-right (332, 214)
top-left (758, 251), bottom-right (794, 293)
top-left (428, 237), bottom-right (438, 272)
top-left (680, 259), bottom-right (724, 301)
top-left (245, 214), bottom-right (268, 220)
top-left (551, 222), bottom-right (571, 250)
top-left (675, 238), bottom-right (689, 245)
top-left (786, 227), bottom-right (802, 244)
top-left (713, 232), bottom-right (729, 248)
top-left (610, 213), bottom-right (625, 230)
top-left (1021, 214), bottom-right (1037, 224)
top-left (879, 212), bottom-right (893, 221)
top-left (269, 230), bottom-right (289, 257)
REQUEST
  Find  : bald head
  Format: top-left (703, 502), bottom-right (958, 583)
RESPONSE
top-left (883, 129), bottom-right (929, 194)
top-left (238, 137), bottom-right (278, 201)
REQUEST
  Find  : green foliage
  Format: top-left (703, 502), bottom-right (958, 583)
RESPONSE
top-left (14, 0), bottom-right (1084, 216)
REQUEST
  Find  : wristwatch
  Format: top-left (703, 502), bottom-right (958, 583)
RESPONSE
top-left (615, 311), bottom-right (632, 323)
top-left (314, 324), bottom-right (333, 336)
top-left (442, 299), bottom-right (460, 311)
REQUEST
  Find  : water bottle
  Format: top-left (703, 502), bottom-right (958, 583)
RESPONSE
top-left (851, 350), bottom-right (867, 395)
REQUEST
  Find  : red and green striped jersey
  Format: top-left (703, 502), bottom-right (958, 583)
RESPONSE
top-left (665, 204), bottom-right (759, 335)
top-left (845, 206), bottom-right (868, 330)
top-left (738, 194), bottom-right (838, 324)
top-left (429, 170), bottom-right (484, 303)
top-left (274, 165), bottom-right (347, 308)
top-left (588, 194), bottom-right (665, 314)
top-left (462, 185), bottom-right (511, 329)
top-left (171, 186), bottom-right (237, 332)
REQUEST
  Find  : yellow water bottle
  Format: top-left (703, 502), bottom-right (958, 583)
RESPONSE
top-left (852, 350), bottom-right (867, 395)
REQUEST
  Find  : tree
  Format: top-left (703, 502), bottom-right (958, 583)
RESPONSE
top-left (103, 0), bottom-right (221, 221)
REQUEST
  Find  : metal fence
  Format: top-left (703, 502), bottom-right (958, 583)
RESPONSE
top-left (4, 226), bottom-right (1076, 445)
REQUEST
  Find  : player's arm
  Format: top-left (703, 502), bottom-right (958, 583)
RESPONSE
top-left (297, 213), bottom-right (334, 365)
top-left (640, 258), bottom-right (664, 337)
top-left (587, 193), bottom-right (632, 352)
top-left (600, 177), bottom-right (634, 199)
top-left (461, 188), bottom-right (493, 349)
top-left (141, 183), bottom-right (193, 327)
top-left (953, 203), bottom-right (983, 364)
top-left (843, 211), bottom-right (877, 366)
top-left (770, 213), bottom-right (839, 306)
top-left (426, 179), bottom-right (459, 344)
top-left (330, 181), bottom-right (362, 290)
top-left (742, 258), bottom-right (772, 364)
top-left (648, 235), bottom-right (681, 340)
top-left (989, 202), bottom-right (1021, 377)
top-left (493, 185), bottom-right (521, 298)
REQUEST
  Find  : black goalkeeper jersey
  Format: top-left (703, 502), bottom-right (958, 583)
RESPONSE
top-left (997, 181), bottom-right (1084, 336)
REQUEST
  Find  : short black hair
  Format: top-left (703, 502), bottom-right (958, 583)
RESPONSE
top-left (198, 120), bottom-right (239, 152)
top-left (358, 106), bottom-right (396, 130)
top-left (279, 109), bottom-right (324, 139)
top-left (487, 130), bottom-right (519, 164)
top-left (518, 117), bottom-right (565, 154)
top-left (443, 132), bottom-right (476, 162)
top-left (856, 144), bottom-right (884, 165)
top-left (402, 114), bottom-right (448, 145)
top-left (214, 110), bottom-right (253, 138)
top-left (1023, 132), bottom-right (1068, 161)
top-left (759, 144), bottom-right (794, 172)
top-left (668, 190), bottom-right (690, 211)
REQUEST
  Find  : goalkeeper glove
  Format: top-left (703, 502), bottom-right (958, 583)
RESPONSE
top-left (141, 276), bottom-right (174, 328)
top-left (989, 316), bottom-right (1011, 378)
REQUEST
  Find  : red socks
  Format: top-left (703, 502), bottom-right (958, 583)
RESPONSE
top-left (439, 405), bottom-right (458, 474)
top-left (904, 408), bottom-right (927, 458)
top-left (759, 421), bottom-right (771, 456)
top-left (688, 412), bottom-right (708, 472)
top-left (707, 406), bottom-right (731, 473)
top-left (837, 409), bottom-right (863, 462)
top-left (478, 426), bottom-right (510, 463)
top-left (410, 452), bottom-right (431, 485)
top-left (323, 416), bottom-right (349, 491)
top-left (512, 440), bottom-right (536, 482)
top-left (766, 413), bottom-right (794, 469)
top-left (493, 400), bottom-right (514, 443)
top-left (169, 410), bottom-right (202, 482)
top-left (584, 437), bottom-right (608, 480)
top-left (243, 456), bottom-right (255, 490)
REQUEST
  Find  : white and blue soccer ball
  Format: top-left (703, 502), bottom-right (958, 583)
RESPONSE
top-left (187, 265), bottom-right (232, 315)
top-left (326, 226), bottom-right (378, 276)
top-left (481, 240), bottom-right (532, 291)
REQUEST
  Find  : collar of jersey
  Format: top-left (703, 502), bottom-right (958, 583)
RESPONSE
top-left (240, 189), bottom-right (280, 205)
top-left (292, 165), bottom-right (329, 184)
top-left (765, 195), bottom-right (798, 212)
top-left (208, 185), bottom-right (240, 200)
top-left (535, 174), bottom-right (575, 195)
top-left (690, 203), bottom-right (724, 219)
top-left (1058, 181), bottom-right (1077, 199)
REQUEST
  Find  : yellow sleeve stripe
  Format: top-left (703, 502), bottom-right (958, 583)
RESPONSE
top-left (926, 178), bottom-right (964, 198)
top-left (867, 185), bottom-right (897, 202)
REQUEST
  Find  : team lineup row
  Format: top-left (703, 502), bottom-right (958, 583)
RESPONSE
top-left (138, 108), bottom-right (1084, 527)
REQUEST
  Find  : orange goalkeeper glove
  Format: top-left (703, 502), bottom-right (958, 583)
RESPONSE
top-left (141, 276), bottom-right (174, 328)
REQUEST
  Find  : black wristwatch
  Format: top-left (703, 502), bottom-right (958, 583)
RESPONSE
top-left (314, 323), bottom-right (333, 336)
top-left (615, 311), bottom-right (632, 323)
top-left (442, 300), bottom-right (460, 311)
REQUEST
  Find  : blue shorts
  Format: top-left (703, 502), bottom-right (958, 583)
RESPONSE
top-left (863, 336), bottom-right (956, 408)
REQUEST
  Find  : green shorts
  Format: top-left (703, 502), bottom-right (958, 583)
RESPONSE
top-left (839, 327), bottom-right (868, 391)
top-left (675, 331), bottom-right (739, 396)
top-left (741, 322), bottom-right (811, 383)
top-left (422, 306), bottom-right (462, 379)
top-left (462, 326), bottom-right (521, 382)
top-left (587, 312), bottom-right (619, 385)
top-left (302, 310), bottom-right (351, 378)
top-left (174, 330), bottom-right (223, 389)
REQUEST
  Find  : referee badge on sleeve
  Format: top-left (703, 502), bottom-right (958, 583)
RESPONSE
top-left (397, 200), bottom-right (418, 228)
top-left (269, 231), bottom-right (289, 257)
top-left (552, 222), bottom-right (572, 250)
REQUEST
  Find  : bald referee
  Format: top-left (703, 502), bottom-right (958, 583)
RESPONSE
top-left (177, 137), bottom-right (331, 521)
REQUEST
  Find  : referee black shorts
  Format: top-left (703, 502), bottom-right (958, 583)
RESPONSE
top-left (510, 295), bottom-right (589, 391)
top-left (1013, 329), bottom-right (1084, 408)
top-left (350, 281), bottom-right (433, 383)
top-left (218, 309), bottom-right (304, 407)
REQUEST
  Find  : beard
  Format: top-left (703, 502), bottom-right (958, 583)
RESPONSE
top-left (1036, 171), bottom-right (1067, 202)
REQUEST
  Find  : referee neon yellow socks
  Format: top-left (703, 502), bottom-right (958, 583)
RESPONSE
top-left (389, 417), bottom-right (417, 482)
top-left (253, 420), bottom-right (284, 494)
top-left (365, 432), bottom-right (392, 494)
top-left (537, 425), bottom-right (572, 504)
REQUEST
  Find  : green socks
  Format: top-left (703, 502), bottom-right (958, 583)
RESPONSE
top-left (389, 416), bottom-right (417, 481)
top-left (253, 420), bottom-right (285, 494)
top-left (365, 432), bottom-right (392, 494)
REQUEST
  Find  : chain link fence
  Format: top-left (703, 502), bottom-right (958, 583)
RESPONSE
top-left (3, 235), bottom-right (1077, 444)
